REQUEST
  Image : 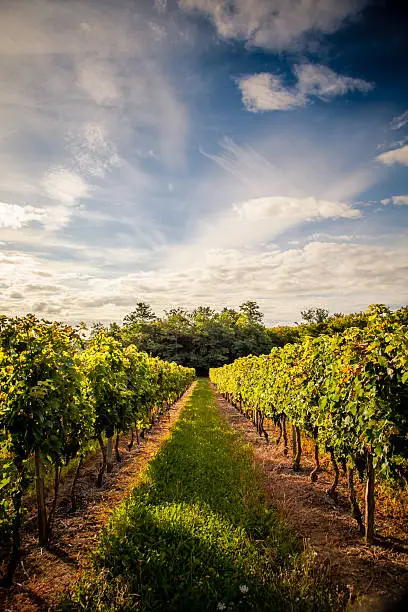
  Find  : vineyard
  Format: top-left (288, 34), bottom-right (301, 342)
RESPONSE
top-left (210, 305), bottom-right (408, 546)
top-left (0, 314), bottom-right (194, 587)
top-left (0, 307), bottom-right (407, 609)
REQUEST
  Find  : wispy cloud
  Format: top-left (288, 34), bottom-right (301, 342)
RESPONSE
top-left (0, 0), bottom-right (189, 237)
top-left (202, 135), bottom-right (376, 204)
top-left (390, 110), bottom-right (408, 130)
top-left (295, 63), bottom-right (373, 98)
top-left (154, 0), bottom-right (168, 14)
top-left (169, 195), bottom-right (361, 266)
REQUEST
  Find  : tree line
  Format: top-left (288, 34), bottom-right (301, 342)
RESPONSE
top-left (96, 301), bottom-right (376, 374)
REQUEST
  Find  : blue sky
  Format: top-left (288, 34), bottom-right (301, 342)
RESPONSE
top-left (0, 0), bottom-right (407, 324)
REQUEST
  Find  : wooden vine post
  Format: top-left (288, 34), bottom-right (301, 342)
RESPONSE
top-left (291, 424), bottom-right (297, 458)
top-left (293, 426), bottom-right (302, 471)
top-left (310, 440), bottom-right (320, 482)
top-left (97, 433), bottom-right (108, 487)
top-left (103, 433), bottom-right (112, 471)
top-left (365, 449), bottom-right (375, 544)
top-left (71, 456), bottom-right (84, 512)
top-left (347, 466), bottom-right (364, 534)
top-left (115, 433), bottom-right (122, 462)
top-left (34, 453), bottom-right (48, 545)
top-left (282, 416), bottom-right (288, 455)
top-left (1, 463), bottom-right (26, 587)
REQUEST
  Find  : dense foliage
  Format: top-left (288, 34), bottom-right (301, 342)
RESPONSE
top-left (0, 314), bottom-right (194, 585)
top-left (98, 301), bottom-right (280, 374)
top-left (210, 305), bottom-right (408, 543)
top-left (98, 301), bottom-right (378, 375)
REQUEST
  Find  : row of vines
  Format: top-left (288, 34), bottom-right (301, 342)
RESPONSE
top-left (210, 305), bottom-right (408, 545)
top-left (0, 314), bottom-right (195, 586)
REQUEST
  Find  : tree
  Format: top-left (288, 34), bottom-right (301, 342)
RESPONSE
top-left (118, 302), bottom-right (277, 373)
top-left (123, 302), bottom-right (156, 325)
top-left (239, 301), bottom-right (264, 325)
top-left (300, 308), bottom-right (329, 324)
top-left (91, 321), bottom-right (105, 336)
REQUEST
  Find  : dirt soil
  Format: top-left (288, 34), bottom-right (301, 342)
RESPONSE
top-left (215, 391), bottom-right (408, 611)
top-left (0, 383), bottom-right (196, 612)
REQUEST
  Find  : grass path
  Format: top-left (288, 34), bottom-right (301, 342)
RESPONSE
top-left (63, 379), bottom-right (340, 611)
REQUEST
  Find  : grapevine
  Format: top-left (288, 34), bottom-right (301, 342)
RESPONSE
top-left (210, 305), bottom-right (408, 544)
top-left (0, 315), bottom-right (195, 585)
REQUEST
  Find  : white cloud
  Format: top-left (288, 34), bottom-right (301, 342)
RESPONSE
top-left (180, 0), bottom-right (367, 50)
top-left (237, 73), bottom-right (304, 112)
top-left (236, 63), bottom-right (373, 112)
top-left (233, 196), bottom-right (360, 222)
top-left (0, 202), bottom-right (44, 229)
top-left (37, 169), bottom-right (91, 230)
top-left (390, 110), bottom-right (408, 130)
top-left (376, 145), bottom-right (408, 166)
top-left (381, 195), bottom-right (408, 206)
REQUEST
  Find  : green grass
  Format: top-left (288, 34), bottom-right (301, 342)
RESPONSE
top-left (62, 379), bottom-right (342, 611)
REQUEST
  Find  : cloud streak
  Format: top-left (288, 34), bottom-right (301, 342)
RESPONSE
top-left (390, 110), bottom-right (408, 130)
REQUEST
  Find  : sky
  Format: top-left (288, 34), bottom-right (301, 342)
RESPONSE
top-left (0, 0), bottom-right (407, 325)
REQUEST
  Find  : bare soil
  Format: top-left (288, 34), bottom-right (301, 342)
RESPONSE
top-left (0, 384), bottom-right (196, 612)
top-left (215, 391), bottom-right (408, 611)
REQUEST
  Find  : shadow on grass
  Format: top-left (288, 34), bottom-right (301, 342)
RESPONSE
top-left (61, 381), bottom-right (342, 612)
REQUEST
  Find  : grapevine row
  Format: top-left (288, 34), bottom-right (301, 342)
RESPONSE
top-left (0, 314), bottom-right (195, 585)
top-left (210, 305), bottom-right (408, 544)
